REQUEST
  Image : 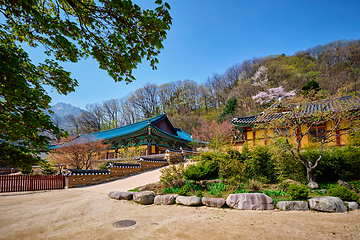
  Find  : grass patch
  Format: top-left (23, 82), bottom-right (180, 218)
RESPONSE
top-left (128, 187), bottom-right (139, 192)
top-left (207, 182), bottom-right (227, 197)
top-left (262, 189), bottom-right (291, 204)
top-left (162, 187), bottom-right (182, 194)
top-left (233, 189), bottom-right (250, 194)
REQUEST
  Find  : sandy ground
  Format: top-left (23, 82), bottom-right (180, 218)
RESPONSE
top-left (0, 188), bottom-right (359, 240)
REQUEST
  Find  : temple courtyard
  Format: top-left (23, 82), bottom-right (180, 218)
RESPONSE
top-left (1, 187), bottom-right (359, 240)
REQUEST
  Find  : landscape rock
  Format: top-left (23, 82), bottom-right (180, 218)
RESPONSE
top-left (309, 196), bottom-right (347, 213)
top-left (307, 181), bottom-right (319, 189)
top-left (202, 197), bottom-right (226, 208)
top-left (345, 201), bottom-right (359, 211)
top-left (338, 180), bottom-right (353, 190)
top-left (226, 193), bottom-right (274, 210)
top-left (138, 185), bottom-right (147, 191)
top-left (108, 191), bottom-right (133, 200)
top-left (119, 192), bottom-right (133, 200)
top-left (108, 191), bottom-right (119, 199)
top-left (176, 196), bottom-right (201, 206)
top-left (154, 195), bottom-right (177, 205)
top-left (133, 191), bottom-right (156, 205)
top-left (283, 179), bottom-right (302, 186)
top-left (276, 201), bottom-right (309, 211)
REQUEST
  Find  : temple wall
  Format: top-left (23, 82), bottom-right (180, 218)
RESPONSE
top-left (66, 151), bottom-right (193, 188)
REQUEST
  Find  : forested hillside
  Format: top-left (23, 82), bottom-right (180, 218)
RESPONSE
top-left (60, 39), bottom-right (360, 136)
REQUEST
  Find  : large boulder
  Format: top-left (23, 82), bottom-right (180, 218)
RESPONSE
top-left (176, 196), bottom-right (201, 206)
top-left (309, 196), bottom-right (347, 213)
top-left (345, 201), bottom-right (359, 211)
top-left (202, 197), bottom-right (226, 208)
top-left (108, 191), bottom-right (133, 200)
top-left (276, 201), bottom-right (309, 211)
top-left (133, 191), bottom-right (156, 205)
top-left (154, 195), bottom-right (177, 205)
top-left (226, 193), bottom-right (274, 210)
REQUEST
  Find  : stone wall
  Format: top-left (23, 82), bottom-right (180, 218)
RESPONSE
top-left (66, 150), bottom-right (198, 188)
top-left (66, 160), bottom-right (168, 188)
top-left (67, 172), bottom-right (111, 188)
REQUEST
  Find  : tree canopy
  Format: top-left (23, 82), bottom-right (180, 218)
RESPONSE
top-left (0, 0), bottom-right (172, 169)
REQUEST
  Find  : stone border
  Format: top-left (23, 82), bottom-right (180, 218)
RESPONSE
top-left (109, 191), bottom-right (359, 212)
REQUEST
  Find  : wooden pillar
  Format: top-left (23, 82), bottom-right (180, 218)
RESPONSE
top-left (147, 144), bottom-right (151, 155)
top-left (155, 145), bottom-right (159, 154)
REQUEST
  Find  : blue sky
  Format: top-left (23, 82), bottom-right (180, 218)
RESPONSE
top-left (26, 0), bottom-right (360, 109)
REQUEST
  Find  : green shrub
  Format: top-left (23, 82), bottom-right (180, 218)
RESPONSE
top-left (182, 164), bottom-right (210, 181)
top-left (273, 148), bottom-right (307, 183)
top-left (327, 185), bottom-right (359, 202)
top-left (182, 152), bottom-right (220, 181)
top-left (196, 190), bottom-right (204, 198)
top-left (163, 187), bottom-right (182, 194)
top-left (247, 178), bottom-right (263, 192)
top-left (207, 182), bottom-right (226, 197)
top-left (160, 163), bottom-right (185, 187)
top-left (262, 189), bottom-right (287, 197)
top-left (218, 149), bottom-right (246, 184)
top-left (300, 145), bottom-right (360, 182)
top-left (287, 184), bottom-right (309, 200)
top-left (233, 189), bottom-right (250, 194)
top-left (350, 180), bottom-right (360, 192)
top-left (178, 185), bottom-right (191, 196)
top-left (40, 160), bottom-right (56, 175)
top-left (99, 161), bottom-right (110, 170)
top-left (245, 145), bottom-right (276, 183)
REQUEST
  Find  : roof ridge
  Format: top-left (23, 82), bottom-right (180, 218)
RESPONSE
top-left (85, 113), bottom-right (166, 137)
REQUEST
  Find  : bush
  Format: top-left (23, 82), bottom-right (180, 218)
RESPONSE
top-left (207, 182), bottom-right (226, 197)
top-left (300, 145), bottom-right (360, 182)
top-left (40, 160), bottom-right (56, 175)
top-left (163, 187), bottom-right (182, 194)
top-left (160, 163), bottom-right (185, 187)
top-left (178, 185), bottom-right (191, 196)
top-left (273, 148), bottom-right (307, 183)
top-left (247, 178), bottom-right (263, 192)
top-left (218, 148), bottom-right (246, 184)
top-left (327, 185), bottom-right (359, 202)
top-left (99, 161), bottom-right (110, 170)
top-left (287, 184), bottom-right (309, 200)
top-left (244, 145), bottom-right (276, 183)
top-left (182, 164), bottom-right (211, 181)
top-left (196, 190), bottom-right (204, 198)
top-left (183, 152), bottom-right (222, 181)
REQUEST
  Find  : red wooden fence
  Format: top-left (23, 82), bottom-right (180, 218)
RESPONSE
top-left (0, 175), bottom-right (65, 193)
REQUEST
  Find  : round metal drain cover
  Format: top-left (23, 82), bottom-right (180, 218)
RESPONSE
top-left (113, 220), bottom-right (137, 228)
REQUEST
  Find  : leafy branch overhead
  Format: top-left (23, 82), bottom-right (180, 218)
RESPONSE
top-left (0, 0), bottom-right (172, 83)
top-left (0, 0), bottom-right (171, 169)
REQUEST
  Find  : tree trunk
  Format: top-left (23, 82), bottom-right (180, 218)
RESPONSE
top-left (306, 165), bottom-right (319, 189)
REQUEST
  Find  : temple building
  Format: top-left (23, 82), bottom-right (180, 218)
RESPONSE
top-left (231, 94), bottom-right (360, 152)
top-left (61, 113), bottom-right (193, 159)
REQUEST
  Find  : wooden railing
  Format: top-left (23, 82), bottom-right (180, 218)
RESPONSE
top-left (0, 175), bottom-right (65, 193)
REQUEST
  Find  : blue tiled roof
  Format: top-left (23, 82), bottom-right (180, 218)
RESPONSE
top-left (175, 128), bottom-right (193, 142)
top-left (49, 114), bottom-right (192, 149)
top-left (83, 114), bottom-right (167, 141)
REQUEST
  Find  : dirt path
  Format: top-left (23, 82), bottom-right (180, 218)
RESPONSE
top-left (0, 189), bottom-right (359, 240)
top-left (78, 167), bottom-right (164, 193)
